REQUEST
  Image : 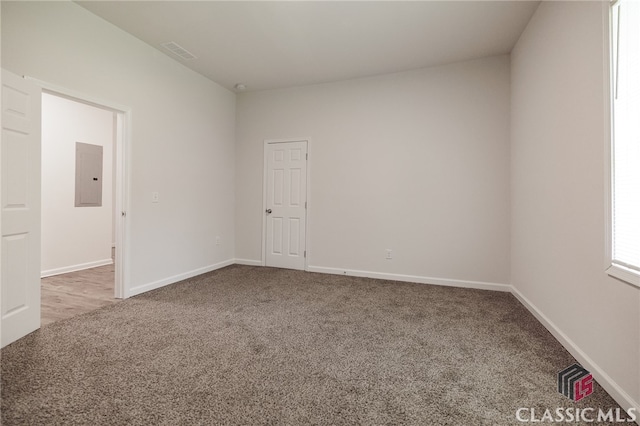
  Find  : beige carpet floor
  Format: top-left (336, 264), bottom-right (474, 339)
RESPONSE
top-left (1, 265), bottom-right (626, 425)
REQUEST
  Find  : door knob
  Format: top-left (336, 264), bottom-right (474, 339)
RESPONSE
top-left (266, 209), bottom-right (272, 214)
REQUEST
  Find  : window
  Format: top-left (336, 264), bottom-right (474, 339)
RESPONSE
top-left (608, 0), bottom-right (640, 287)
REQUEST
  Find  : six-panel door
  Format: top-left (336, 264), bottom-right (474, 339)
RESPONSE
top-left (265, 141), bottom-right (308, 270)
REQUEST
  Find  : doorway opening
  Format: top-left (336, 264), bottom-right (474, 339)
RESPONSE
top-left (39, 89), bottom-right (129, 325)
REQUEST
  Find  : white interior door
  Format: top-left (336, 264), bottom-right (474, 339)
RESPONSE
top-left (265, 141), bottom-right (308, 270)
top-left (1, 70), bottom-right (42, 347)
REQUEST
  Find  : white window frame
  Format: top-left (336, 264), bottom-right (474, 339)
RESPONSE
top-left (604, 0), bottom-right (640, 288)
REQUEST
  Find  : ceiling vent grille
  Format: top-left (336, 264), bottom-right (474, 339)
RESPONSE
top-left (161, 42), bottom-right (197, 60)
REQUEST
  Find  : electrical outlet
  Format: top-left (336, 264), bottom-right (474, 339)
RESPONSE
top-left (216, 236), bottom-right (221, 246)
top-left (151, 191), bottom-right (159, 203)
top-left (385, 249), bottom-right (392, 260)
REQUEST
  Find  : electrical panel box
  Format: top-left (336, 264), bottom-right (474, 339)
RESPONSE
top-left (75, 142), bottom-right (103, 207)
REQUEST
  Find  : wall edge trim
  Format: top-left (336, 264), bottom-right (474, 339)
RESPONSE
top-left (306, 265), bottom-right (511, 292)
top-left (128, 259), bottom-right (235, 297)
top-left (234, 258), bottom-right (263, 266)
top-left (511, 285), bottom-right (639, 418)
top-left (41, 258), bottom-right (113, 278)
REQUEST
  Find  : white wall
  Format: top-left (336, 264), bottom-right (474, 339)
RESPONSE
top-left (41, 93), bottom-right (114, 276)
top-left (511, 1), bottom-right (640, 410)
top-left (236, 55), bottom-right (511, 287)
top-left (1, 1), bottom-right (236, 295)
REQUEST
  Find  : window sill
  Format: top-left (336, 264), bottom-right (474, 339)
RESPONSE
top-left (607, 263), bottom-right (640, 289)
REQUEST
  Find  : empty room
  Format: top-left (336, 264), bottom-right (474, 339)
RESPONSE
top-left (1, 1), bottom-right (639, 424)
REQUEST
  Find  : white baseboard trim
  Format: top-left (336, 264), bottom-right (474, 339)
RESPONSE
top-left (234, 258), bottom-right (263, 266)
top-left (511, 285), bottom-right (640, 420)
top-left (41, 258), bottom-right (113, 278)
top-left (128, 259), bottom-right (235, 298)
top-left (306, 265), bottom-right (511, 292)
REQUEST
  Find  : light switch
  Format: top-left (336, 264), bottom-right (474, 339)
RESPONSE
top-left (151, 191), bottom-right (159, 203)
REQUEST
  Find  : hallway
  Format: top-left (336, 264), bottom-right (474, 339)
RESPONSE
top-left (41, 256), bottom-right (118, 326)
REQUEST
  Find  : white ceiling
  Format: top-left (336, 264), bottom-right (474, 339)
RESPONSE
top-left (77, 1), bottom-right (539, 92)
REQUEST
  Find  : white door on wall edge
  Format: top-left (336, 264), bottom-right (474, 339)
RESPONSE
top-left (265, 140), bottom-right (308, 270)
top-left (1, 70), bottom-right (42, 347)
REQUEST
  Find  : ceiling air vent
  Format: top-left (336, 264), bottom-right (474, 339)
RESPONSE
top-left (161, 42), bottom-right (197, 61)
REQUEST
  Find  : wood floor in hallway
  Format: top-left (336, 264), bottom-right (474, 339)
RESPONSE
top-left (41, 259), bottom-right (119, 326)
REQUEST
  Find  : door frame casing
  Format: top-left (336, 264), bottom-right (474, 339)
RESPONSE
top-left (27, 77), bottom-right (132, 299)
top-left (262, 138), bottom-right (311, 271)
